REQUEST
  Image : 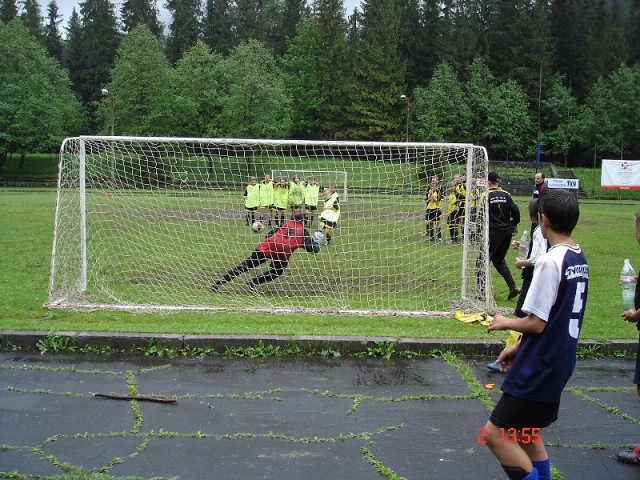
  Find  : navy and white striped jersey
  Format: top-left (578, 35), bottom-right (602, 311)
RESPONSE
top-left (501, 243), bottom-right (589, 404)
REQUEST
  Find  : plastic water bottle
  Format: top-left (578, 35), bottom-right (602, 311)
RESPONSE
top-left (620, 259), bottom-right (637, 311)
top-left (517, 230), bottom-right (529, 260)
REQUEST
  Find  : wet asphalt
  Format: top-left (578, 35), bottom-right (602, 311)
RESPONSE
top-left (0, 338), bottom-right (638, 480)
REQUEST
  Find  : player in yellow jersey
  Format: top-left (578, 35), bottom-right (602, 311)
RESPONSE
top-left (259, 173), bottom-right (274, 226)
top-left (454, 173), bottom-right (467, 236)
top-left (304, 176), bottom-right (320, 228)
top-left (424, 180), bottom-right (443, 241)
top-left (288, 175), bottom-right (305, 214)
top-left (272, 177), bottom-right (289, 227)
top-left (446, 181), bottom-right (460, 243)
top-left (244, 176), bottom-right (260, 226)
top-left (318, 184), bottom-right (340, 246)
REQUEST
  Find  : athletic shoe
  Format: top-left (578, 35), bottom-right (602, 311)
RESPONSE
top-left (210, 281), bottom-right (222, 293)
top-left (617, 444), bottom-right (640, 465)
top-left (486, 361), bottom-right (501, 373)
top-left (507, 287), bottom-right (521, 300)
top-left (247, 281), bottom-right (258, 295)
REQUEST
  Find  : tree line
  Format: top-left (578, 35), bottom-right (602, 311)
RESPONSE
top-left (1, 0), bottom-right (640, 169)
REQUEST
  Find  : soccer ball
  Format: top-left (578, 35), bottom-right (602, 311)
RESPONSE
top-left (252, 220), bottom-right (264, 233)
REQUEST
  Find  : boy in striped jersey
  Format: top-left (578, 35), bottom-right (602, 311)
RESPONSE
top-left (484, 190), bottom-right (588, 480)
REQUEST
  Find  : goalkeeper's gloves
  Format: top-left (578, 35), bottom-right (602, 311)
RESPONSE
top-left (312, 231), bottom-right (324, 245)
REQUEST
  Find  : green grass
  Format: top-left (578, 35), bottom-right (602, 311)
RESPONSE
top-left (1, 188), bottom-right (638, 341)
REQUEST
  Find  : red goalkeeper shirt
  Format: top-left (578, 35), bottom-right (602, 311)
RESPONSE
top-left (256, 220), bottom-right (306, 264)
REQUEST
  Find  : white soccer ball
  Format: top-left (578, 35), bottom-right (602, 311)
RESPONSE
top-left (252, 220), bottom-right (264, 233)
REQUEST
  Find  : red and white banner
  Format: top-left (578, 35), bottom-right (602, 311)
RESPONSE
top-left (601, 160), bottom-right (640, 190)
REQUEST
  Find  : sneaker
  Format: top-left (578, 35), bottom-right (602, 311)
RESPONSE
top-left (210, 281), bottom-right (222, 293)
top-left (617, 445), bottom-right (640, 465)
top-left (486, 361), bottom-right (501, 373)
top-left (247, 281), bottom-right (258, 294)
top-left (507, 287), bottom-right (521, 300)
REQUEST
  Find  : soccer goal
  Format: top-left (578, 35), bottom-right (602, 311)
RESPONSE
top-left (47, 136), bottom-right (494, 316)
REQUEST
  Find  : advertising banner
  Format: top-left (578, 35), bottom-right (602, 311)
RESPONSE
top-left (601, 160), bottom-right (640, 190)
top-left (547, 178), bottom-right (579, 189)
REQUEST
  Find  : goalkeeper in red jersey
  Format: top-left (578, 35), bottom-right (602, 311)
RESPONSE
top-left (210, 212), bottom-right (322, 293)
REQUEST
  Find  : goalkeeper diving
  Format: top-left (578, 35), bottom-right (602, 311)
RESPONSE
top-left (211, 212), bottom-right (323, 293)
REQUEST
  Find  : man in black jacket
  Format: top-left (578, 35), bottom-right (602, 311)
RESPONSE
top-left (477, 172), bottom-right (521, 300)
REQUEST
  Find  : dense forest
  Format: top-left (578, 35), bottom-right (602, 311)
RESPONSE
top-left (1, 0), bottom-right (640, 168)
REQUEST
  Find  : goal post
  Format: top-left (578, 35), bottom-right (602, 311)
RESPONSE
top-left (47, 136), bottom-right (494, 316)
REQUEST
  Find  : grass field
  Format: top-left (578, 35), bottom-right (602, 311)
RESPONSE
top-left (48, 187), bottom-right (483, 313)
top-left (1, 188), bottom-right (638, 342)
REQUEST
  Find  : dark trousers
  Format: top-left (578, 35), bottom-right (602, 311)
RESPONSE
top-left (514, 267), bottom-right (534, 317)
top-left (477, 229), bottom-right (517, 294)
top-left (488, 229), bottom-right (517, 290)
top-left (222, 251), bottom-right (287, 286)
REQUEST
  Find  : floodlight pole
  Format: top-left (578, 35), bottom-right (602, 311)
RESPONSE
top-left (400, 94), bottom-right (410, 196)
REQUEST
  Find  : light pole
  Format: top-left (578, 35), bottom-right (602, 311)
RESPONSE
top-left (400, 94), bottom-right (411, 195)
top-left (101, 88), bottom-right (115, 136)
top-left (101, 88), bottom-right (116, 185)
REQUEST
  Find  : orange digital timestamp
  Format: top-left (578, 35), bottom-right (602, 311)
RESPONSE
top-left (477, 427), bottom-right (541, 445)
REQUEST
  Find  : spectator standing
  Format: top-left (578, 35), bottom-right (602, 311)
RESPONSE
top-left (476, 172), bottom-right (521, 300)
top-left (616, 212), bottom-right (640, 466)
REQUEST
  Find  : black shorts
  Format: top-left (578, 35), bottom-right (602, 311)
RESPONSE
top-left (489, 393), bottom-right (559, 429)
top-left (425, 209), bottom-right (440, 222)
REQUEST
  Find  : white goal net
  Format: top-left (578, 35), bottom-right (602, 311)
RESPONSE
top-left (47, 136), bottom-right (494, 316)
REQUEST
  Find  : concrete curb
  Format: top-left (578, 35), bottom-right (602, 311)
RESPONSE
top-left (0, 330), bottom-right (637, 357)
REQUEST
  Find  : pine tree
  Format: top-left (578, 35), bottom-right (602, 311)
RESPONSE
top-left (629, 0), bottom-right (640, 64)
top-left (63, 8), bottom-right (84, 95)
top-left (202, 0), bottom-right (234, 55)
top-left (550, 0), bottom-right (595, 100)
top-left (398, 0), bottom-right (423, 92)
top-left (44, 1), bottom-right (63, 62)
top-left (255, 0), bottom-right (281, 51)
top-left (166, 0), bottom-right (202, 64)
top-left (0, 0), bottom-right (18, 23)
top-left (347, 0), bottom-right (405, 140)
top-left (281, 0), bottom-right (306, 45)
top-left (120, 0), bottom-right (163, 37)
top-left (418, 0), bottom-right (446, 84)
top-left (77, 0), bottom-right (121, 119)
top-left (20, 0), bottom-right (44, 40)
top-left (234, 0), bottom-right (258, 41)
top-left (312, 0), bottom-right (349, 139)
top-left (486, 0), bottom-right (526, 81)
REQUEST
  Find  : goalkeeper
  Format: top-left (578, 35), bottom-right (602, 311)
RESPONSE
top-left (211, 213), bottom-right (322, 293)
